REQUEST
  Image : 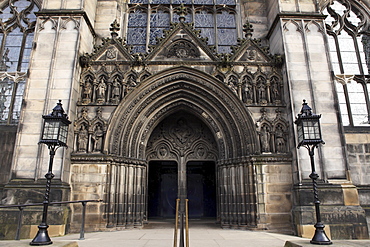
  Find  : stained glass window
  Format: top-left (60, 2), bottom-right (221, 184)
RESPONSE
top-left (127, 0), bottom-right (238, 53)
top-left (0, 0), bottom-right (39, 124)
top-left (127, 9), bottom-right (148, 54)
top-left (150, 10), bottom-right (170, 45)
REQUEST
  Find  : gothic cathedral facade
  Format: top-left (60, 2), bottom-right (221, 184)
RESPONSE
top-left (1, 0), bottom-right (370, 240)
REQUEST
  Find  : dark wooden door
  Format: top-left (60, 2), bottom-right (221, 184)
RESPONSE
top-left (148, 161), bottom-right (178, 218)
top-left (187, 161), bottom-right (216, 218)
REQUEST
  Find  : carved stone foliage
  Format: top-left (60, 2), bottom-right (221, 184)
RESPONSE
top-left (146, 112), bottom-right (218, 162)
top-left (74, 107), bottom-right (107, 153)
top-left (256, 109), bottom-right (288, 154)
top-left (166, 39), bottom-right (200, 58)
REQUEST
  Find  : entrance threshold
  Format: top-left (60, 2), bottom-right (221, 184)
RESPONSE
top-left (144, 218), bottom-right (219, 229)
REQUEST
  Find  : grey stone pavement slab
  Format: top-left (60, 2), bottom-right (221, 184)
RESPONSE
top-left (1, 220), bottom-right (370, 247)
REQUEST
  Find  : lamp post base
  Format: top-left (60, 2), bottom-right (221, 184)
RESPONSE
top-left (310, 224), bottom-right (332, 245)
top-left (29, 225), bottom-right (52, 246)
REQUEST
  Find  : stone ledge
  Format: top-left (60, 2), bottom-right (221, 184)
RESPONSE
top-left (0, 240), bottom-right (78, 247)
top-left (285, 240), bottom-right (370, 247)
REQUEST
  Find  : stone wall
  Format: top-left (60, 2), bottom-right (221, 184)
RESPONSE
top-left (345, 133), bottom-right (370, 233)
top-left (69, 162), bottom-right (108, 232)
top-left (253, 157), bottom-right (293, 234)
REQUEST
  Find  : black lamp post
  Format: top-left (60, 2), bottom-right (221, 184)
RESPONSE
top-left (295, 100), bottom-right (332, 245)
top-left (30, 100), bottom-right (71, 246)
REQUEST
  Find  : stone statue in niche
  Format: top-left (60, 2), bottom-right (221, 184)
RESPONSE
top-left (243, 83), bottom-right (253, 103)
top-left (228, 76), bottom-right (238, 94)
top-left (257, 83), bottom-right (267, 103)
top-left (260, 125), bottom-right (271, 153)
top-left (97, 78), bottom-right (107, 103)
top-left (271, 78), bottom-right (281, 103)
top-left (111, 78), bottom-right (121, 103)
top-left (82, 78), bottom-right (92, 103)
top-left (78, 125), bottom-right (88, 152)
top-left (92, 124), bottom-right (104, 152)
top-left (127, 75), bottom-right (137, 92)
top-left (275, 125), bottom-right (286, 153)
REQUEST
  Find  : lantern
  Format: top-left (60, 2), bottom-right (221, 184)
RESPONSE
top-left (39, 100), bottom-right (71, 147)
top-left (295, 100), bottom-right (323, 147)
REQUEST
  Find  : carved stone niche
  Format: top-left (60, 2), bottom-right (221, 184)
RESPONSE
top-left (166, 39), bottom-right (200, 59)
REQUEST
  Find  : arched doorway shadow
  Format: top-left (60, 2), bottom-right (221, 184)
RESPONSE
top-left (147, 160), bottom-right (217, 219)
top-left (186, 161), bottom-right (216, 219)
top-left (146, 111), bottom-right (218, 222)
top-left (148, 161), bottom-right (178, 218)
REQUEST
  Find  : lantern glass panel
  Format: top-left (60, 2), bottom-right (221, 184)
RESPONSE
top-left (302, 119), bottom-right (321, 140)
top-left (59, 124), bottom-right (68, 144)
top-left (43, 121), bottom-right (60, 140)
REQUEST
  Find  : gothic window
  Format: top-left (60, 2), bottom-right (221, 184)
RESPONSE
top-left (149, 8), bottom-right (170, 45)
top-left (324, 0), bottom-right (370, 127)
top-left (0, 0), bottom-right (40, 124)
top-left (126, 0), bottom-right (238, 53)
top-left (127, 8), bottom-right (148, 54)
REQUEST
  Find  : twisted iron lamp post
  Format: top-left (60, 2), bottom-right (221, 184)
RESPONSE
top-left (30, 100), bottom-right (71, 246)
top-left (295, 100), bottom-right (332, 245)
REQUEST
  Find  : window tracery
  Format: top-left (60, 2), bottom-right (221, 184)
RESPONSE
top-left (0, 0), bottom-right (39, 124)
top-left (126, 0), bottom-right (238, 54)
top-left (324, 0), bottom-right (370, 127)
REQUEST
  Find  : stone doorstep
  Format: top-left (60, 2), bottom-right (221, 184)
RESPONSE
top-left (285, 240), bottom-right (370, 247)
top-left (0, 241), bottom-right (78, 247)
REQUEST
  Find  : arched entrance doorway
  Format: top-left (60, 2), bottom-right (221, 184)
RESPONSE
top-left (146, 111), bottom-right (218, 219)
top-left (105, 67), bottom-right (259, 229)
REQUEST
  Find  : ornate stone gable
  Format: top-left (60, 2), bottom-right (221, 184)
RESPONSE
top-left (79, 20), bottom-right (134, 67)
top-left (80, 20), bottom-right (283, 66)
top-left (146, 21), bottom-right (217, 62)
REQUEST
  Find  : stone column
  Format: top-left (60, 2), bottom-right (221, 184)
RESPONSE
top-left (218, 160), bottom-right (257, 229)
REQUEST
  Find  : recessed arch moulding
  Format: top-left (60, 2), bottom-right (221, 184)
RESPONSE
top-left (99, 66), bottom-right (262, 228)
top-left (106, 66), bottom-right (259, 162)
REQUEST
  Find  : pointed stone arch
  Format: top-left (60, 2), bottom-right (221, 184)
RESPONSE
top-left (106, 66), bottom-right (259, 161)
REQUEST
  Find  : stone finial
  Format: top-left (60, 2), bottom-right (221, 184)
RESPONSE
top-left (175, 4), bottom-right (187, 22)
top-left (243, 21), bottom-right (253, 39)
top-left (110, 20), bottom-right (120, 39)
